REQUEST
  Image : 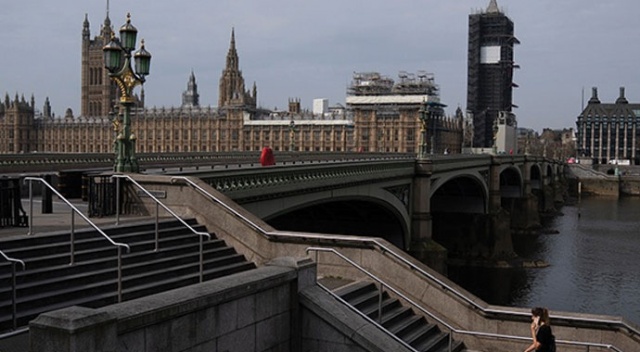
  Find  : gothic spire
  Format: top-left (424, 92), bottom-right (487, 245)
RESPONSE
top-left (83, 14), bottom-right (90, 40)
top-left (226, 28), bottom-right (239, 71)
top-left (104, 0), bottom-right (111, 26)
top-left (101, 0), bottom-right (112, 38)
top-left (182, 70), bottom-right (200, 108)
top-left (487, 0), bottom-right (500, 13)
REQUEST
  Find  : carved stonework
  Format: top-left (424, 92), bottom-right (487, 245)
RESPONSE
top-left (385, 184), bottom-right (410, 209)
top-left (479, 170), bottom-right (490, 185)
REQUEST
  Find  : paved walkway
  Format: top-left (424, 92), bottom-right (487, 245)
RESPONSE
top-left (0, 198), bottom-right (152, 241)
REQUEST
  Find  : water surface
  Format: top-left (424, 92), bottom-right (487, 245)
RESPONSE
top-left (449, 197), bottom-right (640, 325)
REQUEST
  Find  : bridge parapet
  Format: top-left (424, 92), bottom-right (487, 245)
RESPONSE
top-left (181, 159), bottom-right (416, 203)
top-left (0, 152), bottom-right (414, 174)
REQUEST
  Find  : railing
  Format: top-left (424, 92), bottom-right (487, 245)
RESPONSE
top-left (112, 174), bottom-right (211, 282)
top-left (0, 250), bottom-right (25, 330)
top-left (0, 151), bottom-right (416, 173)
top-left (306, 246), bottom-right (441, 352)
top-left (307, 247), bottom-right (624, 352)
top-left (23, 177), bottom-right (131, 302)
top-left (170, 175), bottom-right (632, 352)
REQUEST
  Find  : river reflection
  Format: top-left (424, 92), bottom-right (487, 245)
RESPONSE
top-left (448, 197), bottom-right (640, 325)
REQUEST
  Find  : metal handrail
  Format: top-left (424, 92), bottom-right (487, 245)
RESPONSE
top-left (307, 247), bottom-right (432, 352)
top-left (307, 247), bottom-right (624, 352)
top-left (0, 250), bottom-right (25, 330)
top-left (170, 175), bottom-right (633, 351)
top-left (112, 174), bottom-right (210, 282)
top-left (23, 177), bottom-right (130, 302)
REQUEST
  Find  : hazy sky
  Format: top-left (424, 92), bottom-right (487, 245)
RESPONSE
top-left (1, 1), bottom-right (639, 132)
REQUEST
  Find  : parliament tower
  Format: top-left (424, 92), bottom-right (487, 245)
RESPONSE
top-left (81, 11), bottom-right (117, 117)
top-left (81, 7), bottom-right (144, 118)
top-left (466, 0), bottom-right (519, 148)
top-left (218, 29), bottom-right (257, 110)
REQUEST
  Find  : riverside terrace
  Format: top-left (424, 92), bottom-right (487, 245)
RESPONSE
top-left (0, 169), bottom-right (637, 351)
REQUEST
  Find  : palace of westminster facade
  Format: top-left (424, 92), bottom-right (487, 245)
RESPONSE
top-left (0, 13), bottom-right (464, 156)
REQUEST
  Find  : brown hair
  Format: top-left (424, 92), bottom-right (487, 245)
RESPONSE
top-left (531, 307), bottom-right (550, 325)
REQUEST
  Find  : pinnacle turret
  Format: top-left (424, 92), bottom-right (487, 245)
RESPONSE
top-left (487, 0), bottom-right (500, 13)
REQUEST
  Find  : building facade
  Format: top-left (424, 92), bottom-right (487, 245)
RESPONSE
top-left (0, 95), bottom-right (37, 153)
top-left (576, 87), bottom-right (640, 165)
top-left (466, 0), bottom-right (519, 148)
top-left (0, 13), bottom-right (463, 156)
top-left (347, 72), bottom-right (462, 154)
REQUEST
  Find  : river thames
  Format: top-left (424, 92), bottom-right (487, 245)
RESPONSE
top-left (449, 196), bottom-right (640, 326)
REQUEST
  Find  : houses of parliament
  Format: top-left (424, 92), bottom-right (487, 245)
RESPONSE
top-left (0, 12), bottom-right (463, 156)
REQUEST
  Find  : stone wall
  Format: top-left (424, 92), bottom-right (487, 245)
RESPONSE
top-left (28, 256), bottom-right (411, 352)
top-left (577, 176), bottom-right (640, 197)
top-left (620, 176), bottom-right (640, 196)
top-left (30, 261), bottom-right (304, 352)
top-left (578, 178), bottom-right (620, 197)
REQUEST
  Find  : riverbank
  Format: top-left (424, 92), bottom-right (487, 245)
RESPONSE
top-left (566, 164), bottom-right (640, 197)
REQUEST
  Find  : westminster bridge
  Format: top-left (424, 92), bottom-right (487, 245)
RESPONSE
top-left (1, 152), bottom-right (565, 267)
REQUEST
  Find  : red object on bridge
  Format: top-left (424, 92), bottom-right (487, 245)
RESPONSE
top-left (260, 147), bottom-right (275, 166)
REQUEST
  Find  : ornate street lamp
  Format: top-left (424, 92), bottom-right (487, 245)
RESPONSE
top-left (289, 118), bottom-right (296, 152)
top-left (103, 13), bottom-right (151, 173)
top-left (418, 100), bottom-right (446, 159)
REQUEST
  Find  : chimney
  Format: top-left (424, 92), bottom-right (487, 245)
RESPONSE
top-left (588, 87), bottom-right (600, 104)
top-left (616, 86), bottom-right (629, 104)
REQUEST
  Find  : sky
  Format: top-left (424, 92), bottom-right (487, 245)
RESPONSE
top-left (1, 0), bottom-right (639, 132)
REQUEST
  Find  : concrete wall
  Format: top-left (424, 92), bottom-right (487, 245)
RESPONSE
top-left (579, 178), bottom-right (620, 197)
top-left (620, 176), bottom-right (640, 196)
top-left (30, 262), bottom-right (302, 352)
top-left (300, 286), bottom-right (413, 352)
top-left (29, 256), bottom-right (411, 352)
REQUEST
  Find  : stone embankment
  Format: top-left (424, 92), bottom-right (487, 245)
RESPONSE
top-left (566, 164), bottom-right (640, 197)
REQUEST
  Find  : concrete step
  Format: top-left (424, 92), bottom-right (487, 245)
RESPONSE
top-left (332, 279), bottom-right (466, 352)
top-left (0, 218), bottom-right (255, 333)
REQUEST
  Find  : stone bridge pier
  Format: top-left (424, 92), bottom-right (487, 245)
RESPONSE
top-left (409, 156), bottom-right (564, 272)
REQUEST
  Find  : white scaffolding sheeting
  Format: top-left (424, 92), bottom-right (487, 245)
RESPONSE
top-left (346, 95), bottom-right (439, 105)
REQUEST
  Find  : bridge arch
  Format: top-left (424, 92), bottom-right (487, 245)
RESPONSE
top-left (530, 164), bottom-right (542, 190)
top-left (429, 174), bottom-right (488, 258)
top-left (499, 166), bottom-right (524, 199)
top-left (245, 186), bottom-right (410, 249)
top-left (430, 174), bottom-right (488, 214)
top-left (545, 163), bottom-right (555, 186)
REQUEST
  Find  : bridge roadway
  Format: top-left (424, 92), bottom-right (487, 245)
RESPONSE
top-left (1, 151), bottom-right (564, 265)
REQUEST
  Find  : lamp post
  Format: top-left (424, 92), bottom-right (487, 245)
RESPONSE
top-left (289, 118), bottom-right (296, 152)
top-left (103, 13), bottom-right (151, 173)
top-left (418, 100), bottom-right (446, 159)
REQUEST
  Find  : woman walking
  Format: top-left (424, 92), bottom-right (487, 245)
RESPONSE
top-left (524, 307), bottom-right (555, 352)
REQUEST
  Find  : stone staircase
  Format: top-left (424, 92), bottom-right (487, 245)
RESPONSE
top-left (0, 218), bottom-right (256, 333)
top-left (333, 280), bottom-right (466, 352)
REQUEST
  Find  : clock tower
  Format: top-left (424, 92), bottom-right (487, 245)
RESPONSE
top-left (466, 0), bottom-right (519, 148)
